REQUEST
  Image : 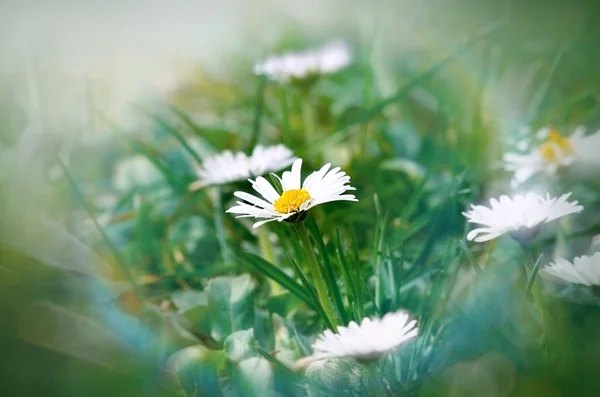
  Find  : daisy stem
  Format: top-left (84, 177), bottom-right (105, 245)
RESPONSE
top-left (302, 101), bottom-right (316, 147)
top-left (365, 362), bottom-right (386, 397)
top-left (524, 248), bottom-right (549, 347)
top-left (258, 227), bottom-right (275, 264)
top-left (214, 186), bottom-right (232, 267)
top-left (278, 88), bottom-right (291, 146)
top-left (258, 227), bottom-right (282, 294)
top-left (295, 222), bottom-right (338, 329)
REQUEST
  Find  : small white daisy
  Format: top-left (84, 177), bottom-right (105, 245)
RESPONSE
top-left (311, 311), bottom-right (418, 361)
top-left (190, 144), bottom-right (296, 189)
top-left (226, 158), bottom-right (357, 228)
top-left (543, 252), bottom-right (600, 286)
top-left (503, 127), bottom-right (600, 186)
top-left (253, 41), bottom-right (351, 82)
top-left (463, 192), bottom-right (584, 243)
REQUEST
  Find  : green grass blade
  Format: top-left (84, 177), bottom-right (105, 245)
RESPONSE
top-left (57, 159), bottom-right (143, 300)
top-left (307, 17), bottom-right (509, 153)
top-left (285, 253), bottom-right (334, 330)
top-left (237, 251), bottom-right (314, 309)
top-left (305, 216), bottom-right (349, 324)
top-left (248, 75), bottom-right (267, 151)
top-left (334, 229), bottom-right (359, 322)
top-left (142, 110), bottom-right (204, 165)
top-left (459, 239), bottom-right (482, 275)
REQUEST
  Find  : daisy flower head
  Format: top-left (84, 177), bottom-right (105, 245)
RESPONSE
top-left (463, 192), bottom-right (583, 244)
top-left (543, 252), bottom-right (600, 286)
top-left (253, 41), bottom-right (351, 83)
top-left (190, 144), bottom-right (295, 190)
top-left (503, 126), bottom-right (600, 186)
top-left (226, 158), bottom-right (357, 228)
top-left (311, 311), bottom-right (418, 362)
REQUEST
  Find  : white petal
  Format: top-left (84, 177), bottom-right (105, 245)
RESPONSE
top-left (311, 310), bottom-right (418, 359)
top-left (463, 192), bottom-right (581, 244)
top-left (251, 177), bottom-right (280, 203)
top-left (233, 191), bottom-right (273, 210)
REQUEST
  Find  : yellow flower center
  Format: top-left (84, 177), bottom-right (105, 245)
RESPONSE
top-left (273, 189), bottom-right (311, 214)
top-left (539, 130), bottom-right (573, 162)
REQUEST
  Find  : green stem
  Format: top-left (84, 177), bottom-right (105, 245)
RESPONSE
top-left (278, 88), bottom-right (291, 146)
top-left (258, 227), bottom-right (275, 264)
top-left (524, 248), bottom-right (548, 349)
top-left (295, 222), bottom-right (337, 328)
top-left (301, 101), bottom-right (316, 146)
top-left (214, 186), bottom-right (232, 266)
top-left (365, 362), bottom-right (386, 397)
top-left (258, 226), bottom-right (282, 294)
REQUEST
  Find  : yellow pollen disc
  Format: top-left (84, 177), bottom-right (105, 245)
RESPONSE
top-left (539, 130), bottom-right (573, 162)
top-left (273, 189), bottom-right (311, 214)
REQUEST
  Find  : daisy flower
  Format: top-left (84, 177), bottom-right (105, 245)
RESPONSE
top-left (503, 126), bottom-right (600, 186)
top-left (543, 252), bottom-right (600, 286)
top-left (253, 41), bottom-right (351, 82)
top-left (311, 311), bottom-right (418, 361)
top-left (463, 192), bottom-right (583, 243)
top-left (226, 158), bottom-right (357, 228)
top-left (190, 144), bottom-right (295, 190)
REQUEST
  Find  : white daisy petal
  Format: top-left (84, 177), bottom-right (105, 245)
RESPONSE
top-left (311, 310), bottom-right (418, 360)
top-left (233, 191), bottom-right (273, 210)
top-left (504, 126), bottom-right (600, 185)
top-left (254, 41), bottom-right (351, 82)
top-left (251, 177), bottom-right (281, 203)
top-left (227, 158), bottom-right (357, 228)
top-left (463, 192), bottom-right (583, 244)
top-left (248, 144), bottom-right (296, 176)
top-left (253, 218), bottom-right (278, 228)
top-left (543, 253), bottom-right (600, 286)
top-left (192, 144), bottom-right (295, 188)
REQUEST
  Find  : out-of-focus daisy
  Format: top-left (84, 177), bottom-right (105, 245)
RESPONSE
top-left (311, 311), bottom-right (418, 361)
top-left (226, 158), bottom-right (357, 228)
top-left (503, 126), bottom-right (600, 186)
top-left (463, 192), bottom-right (583, 243)
top-left (543, 252), bottom-right (600, 286)
top-left (253, 41), bottom-right (351, 82)
top-left (190, 144), bottom-right (295, 190)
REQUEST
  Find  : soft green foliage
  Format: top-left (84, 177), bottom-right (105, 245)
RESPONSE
top-left (3, 1), bottom-right (600, 396)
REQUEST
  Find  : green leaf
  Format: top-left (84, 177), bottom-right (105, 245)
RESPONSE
top-left (224, 329), bottom-right (257, 363)
top-left (229, 357), bottom-right (274, 397)
top-left (171, 289), bottom-right (207, 312)
top-left (183, 274), bottom-right (257, 344)
top-left (305, 359), bottom-right (363, 395)
top-left (167, 345), bottom-right (226, 397)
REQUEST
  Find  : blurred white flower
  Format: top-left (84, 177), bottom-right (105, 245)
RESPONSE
top-left (503, 127), bottom-right (600, 186)
top-left (190, 144), bottom-right (295, 189)
top-left (311, 311), bottom-right (418, 361)
top-left (543, 252), bottom-right (600, 286)
top-left (254, 41), bottom-right (351, 82)
top-left (227, 158), bottom-right (357, 228)
top-left (463, 192), bottom-right (583, 243)
top-left (247, 144), bottom-right (296, 176)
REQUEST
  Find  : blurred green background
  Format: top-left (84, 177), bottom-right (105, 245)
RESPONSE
top-left (2, 0), bottom-right (600, 396)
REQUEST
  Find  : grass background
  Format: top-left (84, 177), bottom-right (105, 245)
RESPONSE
top-left (1, 0), bottom-right (600, 396)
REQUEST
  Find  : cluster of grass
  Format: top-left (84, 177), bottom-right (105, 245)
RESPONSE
top-left (2, 3), bottom-right (600, 397)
